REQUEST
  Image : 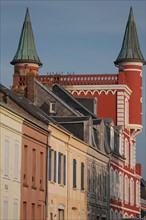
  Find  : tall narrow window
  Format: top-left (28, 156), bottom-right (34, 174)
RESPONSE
top-left (23, 145), bottom-right (28, 185)
top-left (125, 138), bottom-right (129, 165)
top-left (13, 199), bottom-right (18, 220)
top-left (14, 140), bottom-right (19, 179)
top-left (81, 162), bottom-right (84, 190)
top-left (32, 203), bottom-right (35, 220)
top-left (32, 148), bottom-right (36, 188)
top-left (73, 159), bottom-right (77, 188)
top-left (110, 126), bottom-right (114, 150)
top-left (48, 148), bottom-right (52, 181)
top-left (48, 148), bottom-right (56, 182)
top-left (64, 155), bottom-right (66, 185)
top-left (4, 136), bottom-right (9, 176)
top-left (136, 180), bottom-right (140, 207)
top-left (40, 152), bottom-right (43, 190)
top-left (58, 152), bottom-right (66, 185)
top-left (3, 198), bottom-right (8, 220)
top-left (23, 202), bottom-right (27, 220)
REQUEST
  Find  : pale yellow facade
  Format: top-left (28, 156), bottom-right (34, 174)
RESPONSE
top-left (48, 123), bottom-right (88, 220)
top-left (0, 106), bottom-right (23, 220)
top-left (47, 123), bottom-right (110, 220)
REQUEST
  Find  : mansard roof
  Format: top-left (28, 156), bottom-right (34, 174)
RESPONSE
top-left (114, 7), bottom-right (146, 65)
top-left (11, 8), bottom-right (42, 66)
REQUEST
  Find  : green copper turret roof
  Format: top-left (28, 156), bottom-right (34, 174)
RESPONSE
top-left (114, 7), bottom-right (145, 65)
top-left (11, 8), bottom-right (42, 66)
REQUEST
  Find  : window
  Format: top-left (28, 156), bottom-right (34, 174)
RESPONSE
top-left (119, 172), bottom-right (123, 201)
top-left (130, 141), bottom-right (134, 167)
top-left (58, 209), bottom-right (64, 220)
top-left (14, 140), bottom-right (19, 179)
top-left (23, 202), bottom-right (27, 220)
top-left (58, 152), bottom-right (66, 185)
top-left (119, 132), bottom-right (122, 155)
top-left (110, 126), bottom-right (114, 150)
top-left (32, 149), bottom-right (36, 188)
top-left (13, 199), bottom-right (18, 219)
top-left (124, 175), bottom-right (129, 203)
top-left (87, 166), bottom-right (91, 192)
top-left (40, 152), bottom-right (44, 190)
top-left (81, 162), bottom-right (84, 190)
top-left (130, 178), bottom-right (134, 205)
top-left (50, 101), bottom-right (56, 113)
top-left (3, 197), bottom-right (8, 220)
top-left (23, 145), bottom-right (28, 185)
top-left (48, 148), bottom-right (57, 182)
top-left (73, 159), bottom-right (77, 188)
top-left (32, 203), bottom-right (35, 220)
top-left (136, 180), bottom-right (140, 207)
top-left (125, 138), bottom-right (129, 165)
top-left (4, 136), bottom-right (9, 176)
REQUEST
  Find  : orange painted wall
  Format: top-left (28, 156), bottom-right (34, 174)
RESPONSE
top-left (21, 122), bottom-right (48, 220)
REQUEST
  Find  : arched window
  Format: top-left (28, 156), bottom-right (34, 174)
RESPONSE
top-left (125, 98), bottom-right (129, 125)
top-left (130, 178), bottom-right (134, 205)
top-left (119, 172), bottom-right (123, 201)
top-left (124, 175), bottom-right (129, 203)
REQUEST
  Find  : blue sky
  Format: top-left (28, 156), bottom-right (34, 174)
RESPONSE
top-left (0, 0), bottom-right (146, 178)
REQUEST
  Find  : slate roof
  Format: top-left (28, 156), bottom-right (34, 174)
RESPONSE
top-left (52, 83), bottom-right (98, 119)
top-left (11, 8), bottom-right (42, 66)
top-left (114, 7), bottom-right (146, 65)
top-left (0, 83), bottom-right (55, 125)
top-left (34, 80), bottom-right (83, 117)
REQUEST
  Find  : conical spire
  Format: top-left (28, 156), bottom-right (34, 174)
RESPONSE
top-left (114, 7), bottom-right (145, 65)
top-left (11, 8), bottom-right (42, 66)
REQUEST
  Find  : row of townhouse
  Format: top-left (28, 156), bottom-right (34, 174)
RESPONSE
top-left (0, 83), bottom-right (110, 220)
top-left (1, 5), bottom-right (145, 220)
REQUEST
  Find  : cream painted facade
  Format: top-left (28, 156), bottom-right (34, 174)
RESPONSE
top-left (48, 123), bottom-right (88, 220)
top-left (0, 106), bottom-right (23, 220)
top-left (47, 123), bottom-right (110, 220)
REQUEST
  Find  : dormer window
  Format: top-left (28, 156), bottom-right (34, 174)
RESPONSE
top-left (110, 126), bottom-right (114, 150)
top-left (50, 101), bottom-right (56, 113)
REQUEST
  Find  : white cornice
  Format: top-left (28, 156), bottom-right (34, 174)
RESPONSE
top-left (64, 84), bottom-right (132, 95)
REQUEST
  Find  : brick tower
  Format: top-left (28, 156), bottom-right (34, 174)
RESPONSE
top-left (11, 8), bottom-right (42, 94)
top-left (114, 7), bottom-right (145, 134)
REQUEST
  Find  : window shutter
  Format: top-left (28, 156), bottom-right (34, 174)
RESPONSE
top-left (58, 152), bottom-right (61, 184)
top-left (14, 140), bottom-right (19, 179)
top-left (48, 148), bottom-right (52, 181)
top-left (4, 136), bottom-right (9, 176)
top-left (73, 159), bottom-right (77, 188)
top-left (54, 151), bottom-right (56, 182)
top-left (81, 162), bottom-right (84, 190)
top-left (64, 155), bottom-right (66, 185)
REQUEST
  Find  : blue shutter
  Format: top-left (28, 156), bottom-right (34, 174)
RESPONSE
top-left (81, 162), bottom-right (84, 190)
top-left (58, 152), bottom-right (61, 184)
top-left (54, 151), bottom-right (56, 182)
top-left (64, 155), bottom-right (66, 185)
top-left (73, 159), bottom-right (77, 188)
top-left (48, 148), bottom-right (52, 181)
